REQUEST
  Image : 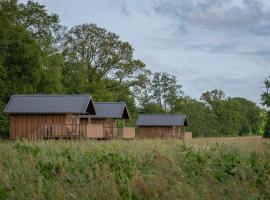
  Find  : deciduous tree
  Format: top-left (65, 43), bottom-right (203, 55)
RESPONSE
top-left (262, 76), bottom-right (270, 137)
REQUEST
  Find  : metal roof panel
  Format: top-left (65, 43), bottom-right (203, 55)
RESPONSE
top-left (136, 114), bottom-right (188, 126)
top-left (82, 102), bottom-right (129, 119)
top-left (4, 94), bottom-right (93, 114)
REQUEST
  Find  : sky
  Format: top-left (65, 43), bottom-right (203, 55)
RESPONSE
top-left (20, 0), bottom-right (270, 104)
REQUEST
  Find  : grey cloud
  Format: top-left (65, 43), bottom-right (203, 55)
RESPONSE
top-left (119, 1), bottom-right (130, 16)
top-left (154, 0), bottom-right (270, 35)
top-left (239, 49), bottom-right (270, 61)
top-left (183, 42), bottom-right (240, 54)
top-left (184, 42), bottom-right (270, 60)
top-left (249, 24), bottom-right (270, 35)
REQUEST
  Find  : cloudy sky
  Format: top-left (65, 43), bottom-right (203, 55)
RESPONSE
top-left (21, 0), bottom-right (270, 103)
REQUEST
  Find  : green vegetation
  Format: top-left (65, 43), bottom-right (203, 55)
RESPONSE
top-left (0, 0), bottom-right (267, 137)
top-left (0, 139), bottom-right (270, 200)
top-left (261, 77), bottom-right (270, 138)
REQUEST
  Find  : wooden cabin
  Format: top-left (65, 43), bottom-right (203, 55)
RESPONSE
top-left (137, 114), bottom-right (188, 139)
top-left (80, 102), bottom-right (135, 139)
top-left (4, 94), bottom-right (96, 140)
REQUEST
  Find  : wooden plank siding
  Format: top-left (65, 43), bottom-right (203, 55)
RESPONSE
top-left (91, 118), bottom-right (118, 139)
top-left (138, 126), bottom-right (185, 139)
top-left (86, 124), bottom-right (104, 138)
top-left (9, 114), bottom-right (68, 140)
top-left (9, 114), bottom-right (135, 140)
top-left (119, 127), bottom-right (135, 139)
top-left (138, 126), bottom-right (173, 139)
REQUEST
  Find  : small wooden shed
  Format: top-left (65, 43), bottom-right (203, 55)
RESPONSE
top-left (137, 114), bottom-right (188, 139)
top-left (4, 94), bottom-right (96, 140)
top-left (80, 102), bottom-right (134, 139)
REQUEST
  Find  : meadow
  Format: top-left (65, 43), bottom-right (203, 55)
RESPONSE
top-left (0, 137), bottom-right (270, 200)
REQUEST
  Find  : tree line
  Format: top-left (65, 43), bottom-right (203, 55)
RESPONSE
top-left (0, 0), bottom-right (266, 137)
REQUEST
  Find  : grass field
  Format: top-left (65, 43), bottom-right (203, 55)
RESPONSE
top-left (0, 137), bottom-right (270, 200)
top-left (189, 136), bottom-right (270, 153)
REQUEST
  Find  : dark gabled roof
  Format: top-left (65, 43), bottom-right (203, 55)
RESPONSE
top-left (80, 102), bottom-right (129, 119)
top-left (136, 114), bottom-right (188, 127)
top-left (4, 94), bottom-right (96, 114)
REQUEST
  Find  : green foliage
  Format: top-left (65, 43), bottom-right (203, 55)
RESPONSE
top-left (140, 72), bottom-right (182, 111)
top-left (0, 101), bottom-right (9, 136)
top-left (172, 96), bottom-right (219, 137)
top-left (139, 102), bottom-right (167, 114)
top-left (263, 112), bottom-right (270, 138)
top-left (229, 98), bottom-right (263, 135)
top-left (62, 23), bottom-right (147, 88)
top-left (0, 140), bottom-right (270, 199)
top-left (14, 142), bottom-right (40, 157)
top-left (199, 90), bottom-right (263, 137)
top-left (172, 93), bottom-right (263, 137)
top-left (0, 20), bottom-right (41, 97)
top-left (261, 77), bottom-right (270, 107)
top-left (0, 0), bottom-right (44, 136)
top-left (37, 53), bottom-right (64, 94)
top-left (261, 77), bottom-right (270, 137)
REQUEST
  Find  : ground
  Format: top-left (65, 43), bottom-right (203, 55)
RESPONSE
top-left (0, 137), bottom-right (270, 200)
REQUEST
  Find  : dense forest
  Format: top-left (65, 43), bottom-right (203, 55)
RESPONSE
top-left (0, 0), bottom-right (267, 137)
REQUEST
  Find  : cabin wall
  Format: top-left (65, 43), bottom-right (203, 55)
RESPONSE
top-left (9, 114), bottom-right (70, 139)
top-left (138, 126), bottom-right (184, 139)
top-left (119, 127), bottom-right (135, 139)
top-left (80, 117), bottom-right (91, 126)
top-left (86, 124), bottom-right (104, 138)
top-left (91, 118), bottom-right (117, 138)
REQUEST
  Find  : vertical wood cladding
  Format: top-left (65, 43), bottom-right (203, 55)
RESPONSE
top-left (138, 126), bottom-right (185, 139)
top-left (9, 114), bottom-right (67, 139)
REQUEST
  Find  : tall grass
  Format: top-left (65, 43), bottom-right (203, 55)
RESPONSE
top-left (0, 139), bottom-right (270, 200)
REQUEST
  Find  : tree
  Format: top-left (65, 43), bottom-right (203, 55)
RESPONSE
top-left (200, 89), bottom-right (225, 112)
top-left (200, 90), bottom-right (263, 136)
top-left (62, 23), bottom-right (147, 92)
top-left (172, 96), bottom-right (219, 137)
top-left (139, 103), bottom-right (167, 115)
top-left (0, 2), bottom-right (42, 135)
top-left (262, 76), bottom-right (270, 137)
top-left (37, 53), bottom-right (64, 93)
top-left (228, 97), bottom-right (263, 135)
top-left (262, 77), bottom-right (270, 107)
top-left (149, 72), bottom-right (182, 110)
top-left (16, 0), bottom-right (64, 94)
top-left (264, 112), bottom-right (270, 138)
top-left (17, 0), bottom-right (62, 48)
